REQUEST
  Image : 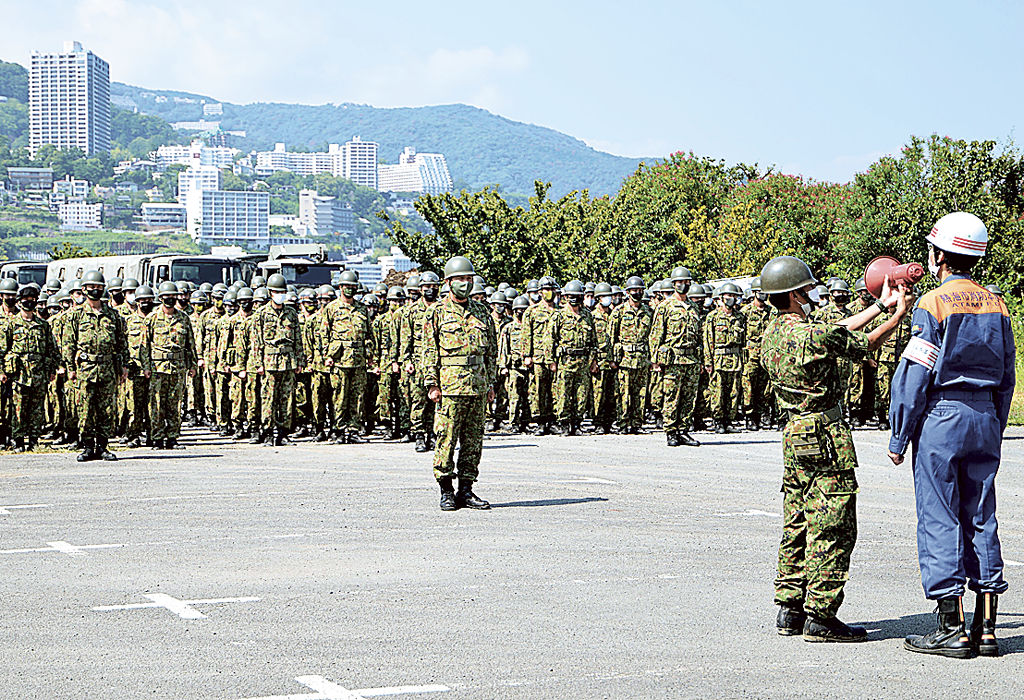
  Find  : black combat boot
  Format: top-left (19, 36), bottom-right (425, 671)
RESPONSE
top-left (714, 421), bottom-right (726, 434)
top-left (455, 479), bottom-right (490, 510)
top-left (220, 420), bottom-right (234, 437)
top-left (692, 416), bottom-right (706, 433)
top-left (803, 614), bottom-right (867, 643)
top-left (96, 438), bottom-right (117, 461)
top-left (236, 423), bottom-right (251, 440)
top-left (550, 422), bottom-right (568, 436)
top-left (438, 476), bottom-right (457, 511)
top-left (567, 422), bottom-right (579, 436)
top-left (314, 429), bottom-right (328, 442)
top-left (904, 596), bottom-right (973, 658)
top-left (745, 415), bottom-right (759, 431)
top-left (13, 438), bottom-right (27, 453)
top-left (165, 437), bottom-right (183, 450)
top-left (249, 425), bottom-right (264, 444)
top-left (970, 592), bottom-right (1000, 657)
top-left (273, 430), bottom-right (289, 447)
top-left (76, 439), bottom-right (95, 462)
top-left (678, 431), bottom-right (701, 447)
top-left (151, 438), bottom-right (164, 450)
top-left (347, 429), bottom-right (366, 444)
top-left (426, 431), bottom-right (436, 450)
top-left (666, 431), bottom-right (681, 447)
top-left (414, 433), bottom-right (428, 453)
top-left (126, 435), bottom-right (143, 448)
top-left (777, 604), bottom-right (806, 636)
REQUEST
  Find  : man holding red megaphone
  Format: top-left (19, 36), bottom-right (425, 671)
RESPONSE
top-left (888, 212), bottom-right (1016, 659)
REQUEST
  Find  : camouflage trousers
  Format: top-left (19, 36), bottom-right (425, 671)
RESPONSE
top-left (742, 351), bottom-right (770, 419)
top-left (0, 380), bottom-right (11, 442)
top-left (529, 363), bottom-right (555, 424)
top-left (847, 361), bottom-right (876, 420)
top-left (433, 394), bottom-right (486, 483)
top-left (408, 369), bottom-right (434, 437)
top-left (330, 367), bottom-right (366, 433)
top-left (592, 368), bottom-right (616, 429)
top-left (186, 369), bottom-right (204, 417)
top-left (126, 374), bottom-right (150, 440)
top-left (377, 370), bottom-right (394, 421)
top-left (213, 372), bottom-right (233, 425)
top-left (647, 368), bottom-right (664, 416)
top-left (78, 377), bottom-right (118, 441)
top-left (660, 364), bottom-right (699, 433)
top-left (245, 374), bottom-right (262, 428)
top-left (708, 369), bottom-right (741, 423)
top-left (293, 372), bottom-right (314, 427)
top-left (775, 419), bottom-right (858, 617)
top-left (554, 359), bottom-right (590, 425)
top-left (490, 371), bottom-right (508, 422)
top-left (507, 368), bottom-right (530, 428)
top-left (150, 371), bottom-right (186, 441)
top-left (203, 367), bottom-right (218, 420)
top-left (694, 367), bottom-right (711, 423)
top-left (616, 367), bottom-right (647, 431)
top-left (229, 373), bottom-right (249, 425)
top-left (10, 381), bottom-right (46, 441)
top-left (874, 361), bottom-right (897, 420)
top-left (261, 370), bottom-right (295, 433)
top-left (47, 373), bottom-right (69, 433)
top-left (363, 372), bottom-right (379, 429)
top-left (312, 371), bottom-right (332, 433)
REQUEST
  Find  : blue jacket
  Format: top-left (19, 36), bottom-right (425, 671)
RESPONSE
top-left (889, 274), bottom-right (1016, 454)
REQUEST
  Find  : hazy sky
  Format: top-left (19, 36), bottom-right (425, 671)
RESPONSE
top-left (4, 0), bottom-right (1022, 182)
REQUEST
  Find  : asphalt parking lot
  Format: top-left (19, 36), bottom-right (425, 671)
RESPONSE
top-left (3, 425), bottom-right (1024, 699)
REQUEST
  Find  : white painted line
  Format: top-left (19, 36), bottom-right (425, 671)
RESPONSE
top-left (92, 593), bottom-right (260, 619)
top-left (240, 676), bottom-right (449, 700)
top-left (0, 540), bottom-right (127, 556)
top-left (554, 477), bottom-right (619, 485)
top-left (0, 503), bottom-right (51, 515)
top-left (714, 509), bottom-right (781, 518)
top-left (1005, 559), bottom-right (1024, 566)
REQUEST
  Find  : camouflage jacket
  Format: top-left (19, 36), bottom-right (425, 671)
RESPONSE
top-left (520, 302), bottom-right (559, 364)
top-left (869, 310), bottom-right (912, 364)
top-left (744, 302), bottom-right (773, 364)
top-left (0, 313), bottom-right (58, 386)
top-left (322, 299), bottom-right (375, 369)
top-left (421, 297), bottom-right (497, 397)
top-left (251, 303), bottom-right (303, 373)
top-left (146, 307), bottom-right (197, 375)
top-left (497, 318), bottom-right (526, 371)
top-left (648, 296), bottom-right (701, 366)
top-left (301, 309), bottom-right (324, 371)
top-left (608, 302), bottom-right (654, 369)
top-left (213, 311), bottom-right (237, 373)
top-left (125, 309), bottom-right (151, 372)
top-left (760, 313), bottom-right (870, 415)
top-left (591, 307), bottom-right (615, 370)
top-left (544, 306), bottom-right (597, 365)
top-left (400, 298), bottom-right (437, 369)
top-left (812, 301), bottom-right (851, 325)
top-left (227, 311), bottom-right (256, 373)
top-left (198, 307), bottom-right (226, 367)
top-left (65, 303), bottom-right (129, 383)
top-left (703, 308), bottom-right (747, 372)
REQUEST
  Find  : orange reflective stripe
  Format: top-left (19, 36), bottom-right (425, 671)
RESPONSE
top-left (917, 278), bottom-right (1008, 323)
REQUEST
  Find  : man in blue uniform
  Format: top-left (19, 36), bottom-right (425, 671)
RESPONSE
top-left (888, 212), bottom-right (1016, 658)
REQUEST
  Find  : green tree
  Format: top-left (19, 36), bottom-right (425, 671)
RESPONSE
top-left (0, 60), bottom-right (28, 101)
top-left (50, 241), bottom-right (95, 259)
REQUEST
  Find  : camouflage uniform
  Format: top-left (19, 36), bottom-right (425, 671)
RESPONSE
top-left (65, 304), bottom-right (129, 447)
top-left (703, 307), bottom-right (746, 425)
top-left (146, 307), bottom-right (197, 443)
top-left (293, 309), bottom-right (317, 431)
top-left (46, 308), bottom-right (71, 439)
top-left (251, 302), bottom-right (303, 435)
top-left (742, 302), bottom-right (773, 425)
top-left (520, 302), bottom-right (558, 427)
top-left (761, 312), bottom-right (869, 618)
top-left (303, 305), bottom-right (330, 436)
top-left (872, 312), bottom-right (911, 424)
top-left (212, 311), bottom-right (235, 428)
top-left (590, 305), bottom-right (617, 431)
top-left (545, 305), bottom-right (597, 429)
top-left (0, 313), bottom-right (58, 444)
top-left (372, 308), bottom-right (394, 427)
top-left (124, 307), bottom-right (151, 442)
top-left (608, 301), bottom-right (654, 432)
top-left (649, 296), bottom-right (702, 434)
top-left (323, 299), bottom-right (375, 436)
top-left (0, 304), bottom-right (16, 444)
top-left (198, 306), bottom-right (226, 424)
top-left (845, 296), bottom-right (875, 421)
top-left (226, 310), bottom-right (255, 432)
top-left (422, 297), bottom-right (497, 483)
top-left (401, 298), bottom-right (438, 441)
top-left (186, 307), bottom-right (205, 421)
top-left (497, 315), bottom-right (530, 430)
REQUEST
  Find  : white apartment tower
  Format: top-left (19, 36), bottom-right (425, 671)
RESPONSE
top-left (377, 147), bottom-right (453, 194)
top-left (29, 41), bottom-right (111, 156)
top-left (344, 137), bottom-right (378, 189)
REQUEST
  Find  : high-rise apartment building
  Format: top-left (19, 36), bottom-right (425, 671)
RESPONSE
top-left (344, 137), bottom-right (378, 189)
top-left (377, 147), bottom-right (453, 194)
top-left (29, 41), bottom-right (111, 155)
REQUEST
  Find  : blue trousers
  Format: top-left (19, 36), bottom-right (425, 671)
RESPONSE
top-left (911, 397), bottom-right (1007, 599)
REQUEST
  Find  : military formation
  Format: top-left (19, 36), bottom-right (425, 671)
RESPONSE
top-left (0, 262), bottom-right (913, 461)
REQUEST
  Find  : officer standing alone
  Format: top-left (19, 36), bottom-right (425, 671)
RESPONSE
top-left (889, 213), bottom-right (1016, 658)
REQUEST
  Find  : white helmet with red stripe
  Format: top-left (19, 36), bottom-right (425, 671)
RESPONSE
top-left (926, 212), bottom-right (988, 257)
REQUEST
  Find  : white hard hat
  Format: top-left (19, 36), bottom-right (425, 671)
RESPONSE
top-left (926, 212), bottom-right (988, 257)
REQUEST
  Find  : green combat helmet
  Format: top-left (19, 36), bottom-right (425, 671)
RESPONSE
top-left (107, 277), bottom-right (123, 293)
top-left (749, 276), bottom-right (762, 292)
top-left (512, 294), bottom-right (530, 310)
top-left (387, 286), bottom-right (406, 302)
top-left (134, 284), bottom-right (155, 301)
top-left (594, 282), bottom-right (613, 297)
top-left (253, 287), bottom-right (270, 304)
top-left (985, 283), bottom-right (1003, 297)
top-left (563, 280), bottom-right (585, 297)
top-left (267, 274), bottom-right (288, 293)
top-left (489, 291), bottom-right (509, 306)
top-left (688, 284), bottom-right (708, 300)
top-left (45, 278), bottom-right (63, 294)
top-left (624, 275), bottom-right (645, 290)
top-left (0, 278), bottom-right (18, 296)
top-left (336, 270), bottom-right (358, 286)
top-left (760, 256), bottom-right (818, 294)
top-left (157, 281), bottom-right (179, 298)
top-left (854, 277), bottom-right (867, 293)
top-left (211, 283), bottom-right (228, 298)
top-left (670, 266), bottom-right (693, 282)
top-left (82, 270), bottom-right (106, 286)
top-left (250, 275), bottom-right (266, 289)
top-left (443, 255), bottom-right (476, 278)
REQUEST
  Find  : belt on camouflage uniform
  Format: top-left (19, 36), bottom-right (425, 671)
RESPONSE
top-left (620, 343), bottom-right (643, 353)
top-left (788, 405), bottom-right (843, 424)
top-left (560, 348), bottom-right (590, 357)
top-left (714, 347), bottom-right (742, 356)
top-left (19, 352), bottom-right (44, 361)
top-left (440, 355), bottom-right (484, 366)
top-left (78, 352), bottom-right (112, 362)
top-left (152, 350), bottom-right (184, 360)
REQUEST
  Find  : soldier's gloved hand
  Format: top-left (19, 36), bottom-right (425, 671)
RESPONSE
top-left (524, 357), bottom-right (533, 368)
top-left (198, 359), bottom-right (205, 368)
top-left (500, 368), bottom-right (509, 376)
top-left (325, 358), bottom-right (334, 368)
top-left (238, 370), bottom-right (246, 379)
top-left (256, 367), bottom-right (264, 376)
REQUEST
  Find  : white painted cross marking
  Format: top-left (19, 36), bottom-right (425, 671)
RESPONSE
top-left (92, 593), bottom-right (260, 619)
top-left (0, 541), bottom-right (126, 556)
top-left (0, 503), bottom-right (51, 515)
top-left (239, 676), bottom-right (449, 700)
top-left (714, 509), bottom-right (781, 518)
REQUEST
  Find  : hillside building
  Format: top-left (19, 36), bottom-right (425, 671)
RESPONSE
top-left (29, 41), bottom-right (111, 156)
top-left (377, 147), bottom-right (453, 194)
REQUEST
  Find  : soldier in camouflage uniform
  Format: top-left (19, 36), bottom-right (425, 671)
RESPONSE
top-left (401, 271), bottom-right (440, 451)
top-left (226, 287), bottom-right (256, 440)
top-left (184, 289), bottom-right (209, 425)
top-left (214, 290), bottom-right (239, 435)
top-left (758, 255), bottom-right (910, 642)
top-left (871, 306), bottom-right (912, 430)
top-left (520, 275), bottom-right (560, 435)
top-left (703, 282), bottom-right (746, 433)
top-left (360, 293), bottom-right (383, 434)
top-left (422, 256), bottom-right (496, 511)
top-left (379, 286), bottom-right (406, 439)
top-left (846, 278), bottom-right (876, 426)
top-left (123, 285), bottom-right (156, 447)
top-left (498, 294), bottom-right (531, 433)
top-left (687, 283), bottom-right (711, 431)
top-left (323, 270), bottom-right (375, 444)
top-left (146, 282), bottom-right (198, 449)
top-left (292, 288), bottom-right (319, 436)
top-left (0, 278), bottom-right (17, 448)
top-left (608, 276), bottom-right (653, 434)
top-left (251, 274), bottom-right (304, 446)
top-left (646, 280), bottom-right (668, 426)
top-left (742, 277), bottom-right (773, 430)
top-left (488, 291), bottom-right (511, 430)
top-left (544, 281), bottom-right (597, 435)
top-left (198, 283), bottom-right (228, 428)
top-left (649, 267), bottom-right (702, 447)
top-left (65, 271), bottom-right (129, 462)
top-left (0, 284), bottom-right (58, 451)
top-left (589, 283), bottom-right (617, 434)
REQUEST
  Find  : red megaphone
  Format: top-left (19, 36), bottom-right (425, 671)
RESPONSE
top-left (863, 256), bottom-right (925, 298)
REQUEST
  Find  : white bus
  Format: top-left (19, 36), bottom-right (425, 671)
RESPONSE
top-left (47, 254), bottom-right (244, 288)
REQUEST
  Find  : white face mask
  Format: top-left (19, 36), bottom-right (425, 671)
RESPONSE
top-left (928, 247), bottom-right (940, 281)
top-left (125, 293), bottom-right (136, 304)
top-left (807, 287), bottom-right (821, 304)
top-left (600, 297), bottom-right (612, 307)
top-left (271, 293), bottom-right (287, 305)
top-left (798, 287), bottom-right (820, 317)
top-left (584, 297), bottom-right (595, 308)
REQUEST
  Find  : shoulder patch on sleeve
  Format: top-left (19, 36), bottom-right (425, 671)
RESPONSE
top-left (901, 336), bottom-right (939, 370)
